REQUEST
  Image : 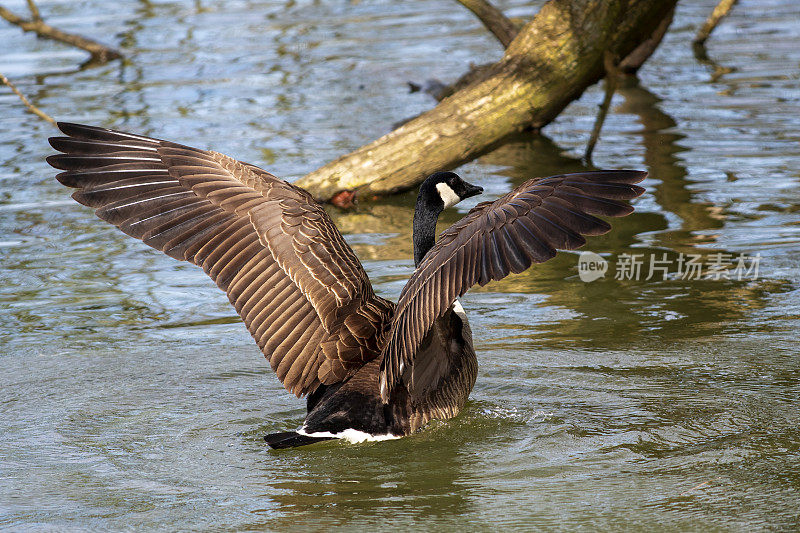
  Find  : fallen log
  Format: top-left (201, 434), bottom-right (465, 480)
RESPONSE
top-left (296, 0), bottom-right (678, 202)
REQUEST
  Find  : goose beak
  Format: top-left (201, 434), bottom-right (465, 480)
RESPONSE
top-left (462, 182), bottom-right (484, 200)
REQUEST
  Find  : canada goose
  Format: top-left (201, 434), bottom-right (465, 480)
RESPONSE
top-left (47, 122), bottom-right (646, 449)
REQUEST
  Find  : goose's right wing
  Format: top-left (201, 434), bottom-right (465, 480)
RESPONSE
top-left (48, 123), bottom-right (393, 398)
top-left (379, 170), bottom-right (647, 400)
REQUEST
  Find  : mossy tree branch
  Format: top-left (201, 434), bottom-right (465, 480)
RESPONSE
top-left (296, 0), bottom-right (679, 202)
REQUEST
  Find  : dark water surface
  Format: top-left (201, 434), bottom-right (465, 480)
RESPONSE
top-left (2, 0), bottom-right (799, 530)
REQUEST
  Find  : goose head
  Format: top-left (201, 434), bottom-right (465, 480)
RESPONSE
top-left (419, 171), bottom-right (484, 210)
top-left (413, 172), bottom-right (483, 266)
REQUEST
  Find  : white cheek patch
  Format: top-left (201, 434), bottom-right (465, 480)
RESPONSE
top-left (451, 298), bottom-right (467, 318)
top-left (436, 182), bottom-right (461, 208)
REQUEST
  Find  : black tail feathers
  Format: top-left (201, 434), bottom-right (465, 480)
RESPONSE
top-left (264, 431), bottom-right (334, 449)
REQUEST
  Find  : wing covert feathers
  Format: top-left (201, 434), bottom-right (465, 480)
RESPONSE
top-left (379, 170), bottom-right (647, 400)
top-left (48, 122), bottom-right (393, 397)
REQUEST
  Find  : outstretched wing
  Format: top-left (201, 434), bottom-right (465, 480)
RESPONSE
top-left (48, 122), bottom-right (393, 397)
top-left (379, 170), bottom-right (646, 399)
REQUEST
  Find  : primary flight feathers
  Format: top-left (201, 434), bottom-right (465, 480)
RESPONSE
top-left (48, 122), bottom-right (645, 406)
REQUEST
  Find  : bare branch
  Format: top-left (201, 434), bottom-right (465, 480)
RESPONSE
top-left (0, 72), bottom-right (56, 125)
top-left (619, 6), bottom-right (674, 74)
top-left (456, 0), bottom-right (520, 48)
top-left (693, 0), bottom-right (738, 46)
top-left (0, 4), bottom-right (122, 63)
top-left (25, 0), bottom-right (41, 22)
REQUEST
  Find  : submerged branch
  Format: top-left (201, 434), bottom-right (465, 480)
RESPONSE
top-left (0, 72), bottom-right (56, 125)
top-left (455, 0), bottom-right (520, 48)
top-left (584, 52), bottom-right (619, 163)
top-left (0, 3), bottom-right (122, 63)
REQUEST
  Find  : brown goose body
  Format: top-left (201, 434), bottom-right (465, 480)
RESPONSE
top-left (47, 123), bottom-right (645, 448)
top-left (302, 308), bottom-right (476, 442)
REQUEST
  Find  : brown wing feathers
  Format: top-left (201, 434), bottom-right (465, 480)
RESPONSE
top-left (379, 170), bottom-right (646, 399)
top-left (50, 123), bottom-right (644, 405)
top-left (48, 122), bottom-right (393, 396)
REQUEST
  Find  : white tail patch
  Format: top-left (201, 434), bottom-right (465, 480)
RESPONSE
top-left (436, 182), bottom-right (461, 208)
top-left (298, 428), bottom-right (401, 444)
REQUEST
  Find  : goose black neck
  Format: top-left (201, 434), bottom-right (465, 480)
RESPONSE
top-left (412, 195), bottom-right (443, 267)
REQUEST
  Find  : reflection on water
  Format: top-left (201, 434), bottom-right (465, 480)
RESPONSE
top-left (1, 0), bottom-right (799, 530)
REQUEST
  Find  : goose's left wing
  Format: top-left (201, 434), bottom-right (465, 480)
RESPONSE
top-left (379, 170), bottom-right (647, 400)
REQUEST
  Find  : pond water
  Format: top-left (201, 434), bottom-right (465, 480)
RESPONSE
top-left (2, 0), bottom-right (799, 529)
